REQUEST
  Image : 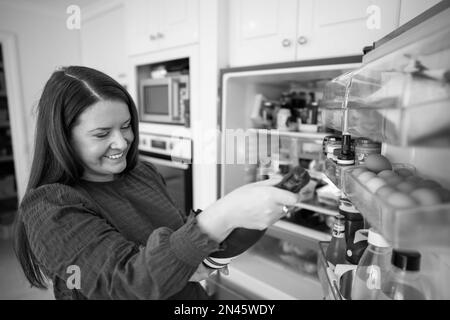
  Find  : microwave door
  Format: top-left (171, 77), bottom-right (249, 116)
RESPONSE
top-left (140, 78), bottom-right (171, 123)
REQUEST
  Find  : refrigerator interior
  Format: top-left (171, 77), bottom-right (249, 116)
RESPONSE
top-left (220, 62), bottom-right (360, 196)
top-left (217, 60), bottom-right (361, 299)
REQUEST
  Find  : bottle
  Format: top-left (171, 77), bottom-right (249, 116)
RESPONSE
top-left (377, 249), bottom-right (432, 300)
top-left (335, 134), bottom-right (355, 188)
top-left (339, 196), bottom-right (368, 265)
top-left (203, 166), bottom-right (311, 269)
top-left (352, 228), bottom-right (392, 300)
top-left (325, 214), bottom-right (347, 271)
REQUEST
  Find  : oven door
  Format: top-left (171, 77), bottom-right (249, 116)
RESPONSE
top-left (139, 154), bottom-right (192, 215)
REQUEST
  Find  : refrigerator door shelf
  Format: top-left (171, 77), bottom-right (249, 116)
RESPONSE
top-left (343, 164), bottom-right (450, 252)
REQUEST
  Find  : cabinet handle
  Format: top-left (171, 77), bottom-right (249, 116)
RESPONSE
top-left (156, 32), bottom-right (164, 39)
top-left (282, 39), bottom-right (292, 47)
top-left (149, 34), bottom-right (157, 41)
top-left (297, 36), bottom-right (308, 45)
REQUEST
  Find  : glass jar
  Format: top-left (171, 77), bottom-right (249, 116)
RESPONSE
top-left (355, 138), bottom-right (382, 166)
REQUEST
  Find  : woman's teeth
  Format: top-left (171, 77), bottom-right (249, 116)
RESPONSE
top-left (105, 152), bottom-right (124, 160)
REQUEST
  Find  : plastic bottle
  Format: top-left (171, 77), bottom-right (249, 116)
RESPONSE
top-left (377, 249), bottom-right (432, 300)
top-left (325, 214), bottom-right (347, 271)
top-left (352, 228), bottom-right (392, 300)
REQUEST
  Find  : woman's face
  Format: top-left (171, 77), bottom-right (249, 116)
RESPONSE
top-left (71, 100), bottom-right (134, 182)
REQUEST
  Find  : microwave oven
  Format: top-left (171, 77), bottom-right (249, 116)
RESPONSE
top-left (138, 74), bottom-right (189, 126)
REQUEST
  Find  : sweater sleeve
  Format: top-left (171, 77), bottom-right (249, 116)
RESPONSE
top-left (19, 183), bottom-right (220, 300)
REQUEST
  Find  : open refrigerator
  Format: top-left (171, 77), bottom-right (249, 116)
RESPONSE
top-left (208, 2), bottom-right (450, 300)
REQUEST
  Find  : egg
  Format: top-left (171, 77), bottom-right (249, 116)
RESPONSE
top-left (405, 175), bottom-right (423, 185)
top-left (386, 192), bottom-right (418, 208)
top-left (410, 188), bottom-right (442, 206)
top-left (357, 171), bottom-right (377, 184)
top-left (352, 167), bottom-right (368, 178)
top-left (376, 185), bottom-right (397, 198)
top-left (365, 154), bottom-right (392, 173)
top-left (416, 179), bottom-right (442, 190)
top-left (378, 170), bottom-right (397, 179)
top-left (396, 181), bottom-right (418, 194)
top-left (384, 175), bottom-right (404, 187)
top-left (434, 187), bottom-right (450, 202)
top-left (395, 168), bottom-right (414, 177)
top-left (366, 177), bottom-right (388, 193)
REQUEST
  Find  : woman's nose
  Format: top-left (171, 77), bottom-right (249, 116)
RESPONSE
top-left (110, 130), bottom-right (128, 150)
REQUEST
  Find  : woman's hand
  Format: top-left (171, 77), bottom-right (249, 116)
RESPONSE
top-left (196, 176), bottom-right (299, 243)
top-left (188, 264), bottom-right (229, 282)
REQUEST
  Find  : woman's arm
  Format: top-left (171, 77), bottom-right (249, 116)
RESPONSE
top-left (20, 184), bottom-right (220, 299)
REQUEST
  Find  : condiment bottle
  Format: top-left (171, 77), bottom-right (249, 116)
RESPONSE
top-left (325, 214), bottom-right (347, 271)
top-left (335, 134), bottom-right (355, 188)
top-left (377, 249), bottom-right (432, 300)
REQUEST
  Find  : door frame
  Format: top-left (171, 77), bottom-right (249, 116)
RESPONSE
top-left (0, 31), bottom-right (29, 201)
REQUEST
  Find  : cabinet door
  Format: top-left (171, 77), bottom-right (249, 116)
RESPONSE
top-left (158, 0), bottom-right (199, 50)
top-left (81, 5), bottom-right (128, 84)
top-left (296, 0), bottom-right (401, 60)
top-left (229, 0), bottom-right (298, 67)
top-left (399, 0), bottom-right (441, 26)
top-left (125, 0), bottom-right (161, 56)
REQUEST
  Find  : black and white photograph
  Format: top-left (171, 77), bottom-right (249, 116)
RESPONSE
top-left (0, 0), bottom-right (449, 305)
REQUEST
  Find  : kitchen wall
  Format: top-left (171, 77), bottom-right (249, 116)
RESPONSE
top-left (0, 0), bottom-right (82, 177)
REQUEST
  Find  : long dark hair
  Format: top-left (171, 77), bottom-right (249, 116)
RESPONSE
top-left (14, 66), bottom-right (140, 289)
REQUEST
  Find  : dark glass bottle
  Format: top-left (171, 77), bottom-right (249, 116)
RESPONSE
top-left (325, 214), bottom-right (347, 271)
top-left (203, 166), bottom-right (310, 269)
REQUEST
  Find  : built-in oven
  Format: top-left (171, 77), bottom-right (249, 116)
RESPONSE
top-left (138, 132), bottom-right (192, 215)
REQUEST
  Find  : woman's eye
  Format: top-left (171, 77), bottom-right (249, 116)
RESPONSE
top-left (121, 123), bottom-right (131, 130)
top-left (95, 132), bottom-right (109, 138)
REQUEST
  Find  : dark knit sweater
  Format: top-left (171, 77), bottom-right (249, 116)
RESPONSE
top-left (19, 161), bottom-right (220, 300)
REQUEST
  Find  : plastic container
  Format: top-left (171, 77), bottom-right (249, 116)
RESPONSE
top-left (321, 27), bottom-right (450, 147)
top-left (343, 164), bottom-right (450, 251)
top-left (352, 228), bottom-right (392, 300)
top-left (377, 249), bottom-right (432, 300)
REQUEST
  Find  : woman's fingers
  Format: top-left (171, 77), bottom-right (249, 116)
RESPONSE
top-left (250, 176), bottom-right (283, 186)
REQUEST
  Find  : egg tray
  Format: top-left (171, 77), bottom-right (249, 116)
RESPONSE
top-left (343, 165), bottom-right (450, 252)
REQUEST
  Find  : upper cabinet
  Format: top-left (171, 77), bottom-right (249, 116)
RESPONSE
top-left (228, 0), bottom-right (298, 67)
top-left (80, 4), bottom-right (128, 85)
top-left (398, 0), bottom-right (442, 26)
top-left (229, 0), bottom-right (401, 67)
top-left (125, 0), bottom-right (199, 56)
top-left (296, 0), bottom-right (400, 60)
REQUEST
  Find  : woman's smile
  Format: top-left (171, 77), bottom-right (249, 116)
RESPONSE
top-left (104, 151), bottom-right (125, 160)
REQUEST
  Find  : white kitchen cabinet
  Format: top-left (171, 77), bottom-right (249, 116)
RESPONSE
top-left (125, 0), bottom-right (199, 56)
top-left (229, 0), bottom-right (298, 67)
top-left (296, 0), bottom-right (400, 60)
top-left (229, 0), bottom-right (401, 66)
top-left (80, 4), bottom-right (128, 85)
top-left (399, 0), bottom-right (442, 26)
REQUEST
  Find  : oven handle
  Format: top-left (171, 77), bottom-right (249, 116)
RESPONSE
top-left (139, 154), bottom-right (189, 170)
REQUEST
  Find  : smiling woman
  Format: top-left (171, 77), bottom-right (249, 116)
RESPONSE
top-left (71, 100), bottom-right (134, 182)
top-left (13, 66), bottom-right (300, 300)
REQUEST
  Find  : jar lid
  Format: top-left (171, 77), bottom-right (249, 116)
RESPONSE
top-left (368, 228), bottom-right (390, 247)
top-left (391, 249), bottom-right (421, 271)
top-left (356, 137), bottom-right (381, 147)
